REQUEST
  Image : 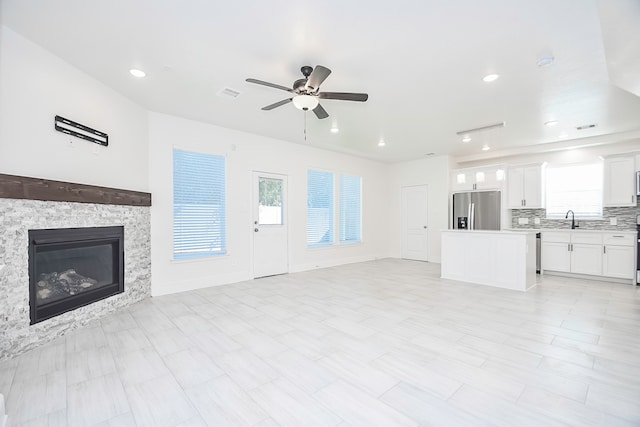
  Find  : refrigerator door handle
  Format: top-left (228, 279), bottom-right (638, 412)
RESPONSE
top-left (470, 203), bottom-right (475, 230)
top-left (467, 203), bottom-right (472, 230)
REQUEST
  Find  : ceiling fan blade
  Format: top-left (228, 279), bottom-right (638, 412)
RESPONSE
top-left (262, 98), bottom-right (293, 110)
top-left (246, 78), bottom-right (293, 93)
top-left (305, 66), bottom-right (332, 91)
top-left (312, 103), bottom-right (329, 119)
top-left (319, 92), bottom-right (368, 102)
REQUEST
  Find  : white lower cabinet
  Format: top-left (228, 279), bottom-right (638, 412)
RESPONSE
top-left (542, 230), bottom-right (636, 283)
top-left (541, 241), bottom-right (570, 272)
top-left (571, 243), bottom-right (603, 276)
top-left (602, 233), bottom-right (636, 279)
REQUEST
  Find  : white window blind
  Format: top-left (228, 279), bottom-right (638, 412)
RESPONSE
top-left (545, 162), bottom-right (603, 219)
top-left (307, 170), bottom-right (334, 247)
top-left (340, 174), bottom-right (362, 244)
top-left (173, 148), bottom-right (226, 259)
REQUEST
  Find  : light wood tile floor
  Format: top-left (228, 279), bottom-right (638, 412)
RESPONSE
top-left (2, 259), bottom-right (640, 426)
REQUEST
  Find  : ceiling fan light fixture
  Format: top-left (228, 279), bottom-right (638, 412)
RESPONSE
top-left (292, 94), bottom-right (319, 111)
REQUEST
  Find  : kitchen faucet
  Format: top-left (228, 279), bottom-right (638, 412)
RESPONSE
top-left (565, 210), bottom-right (578, 229)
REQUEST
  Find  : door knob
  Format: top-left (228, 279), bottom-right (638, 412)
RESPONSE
top-left (254, 228), bottom-right (259, 232)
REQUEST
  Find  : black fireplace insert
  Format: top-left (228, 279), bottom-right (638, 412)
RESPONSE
top-left (28, 226), bottom-right (124, 324)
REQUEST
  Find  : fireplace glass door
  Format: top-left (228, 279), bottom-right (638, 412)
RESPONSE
top-left (29, 226), bottom-right (124, 324)
top-left (34, 242), bottom-right (116, 304)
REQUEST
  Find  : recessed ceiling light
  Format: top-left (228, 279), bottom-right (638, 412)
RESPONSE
top-left (129, 69), bottom-right (146, 78)
top-left (544, 120), bottom-right (559, 127)
top-left (483, 74), bottom-right (499, 82)
top-left (462, 135), bottom-right (472, 143)
top-left (330, 127), bottom-right (339, 134)
top-left (482, 145), bottom-right (490, 151)
top-left (378, 141), bottom-right (386, 147)
top-left (537, 56), bottom-right (555, 67)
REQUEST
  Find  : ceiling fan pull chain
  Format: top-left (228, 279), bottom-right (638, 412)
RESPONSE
top-left (304, 112), bottom-right (307, 142)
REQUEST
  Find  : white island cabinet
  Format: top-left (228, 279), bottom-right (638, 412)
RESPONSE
top-left (441, 230), bottom-right (537, 291)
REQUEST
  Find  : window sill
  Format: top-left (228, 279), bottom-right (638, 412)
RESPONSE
top-left (171, 252), bottom-right (229, 264)
top-left (307, 241), bottom-right (363, 250)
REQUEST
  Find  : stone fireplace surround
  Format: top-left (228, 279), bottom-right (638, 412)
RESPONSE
top-left (0, 174), bottom-right (152, 361)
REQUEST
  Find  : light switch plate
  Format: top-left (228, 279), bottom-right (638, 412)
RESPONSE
top-left (534, 218), bottom-right (541, 225)
top-left (610, 217), bottom-right (617, 226)
top-left (518, 218), bottom-right (529, 225)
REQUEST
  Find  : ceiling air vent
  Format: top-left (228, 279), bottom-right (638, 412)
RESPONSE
top-left (218, 87), bottom-right (241, 98)
top-left (576, 123), bottom-right (597, 130)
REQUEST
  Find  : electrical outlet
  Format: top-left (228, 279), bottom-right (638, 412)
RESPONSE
top-left (518, 218), bottom-right (529, 225)
top-left (610, 217), bottom-right (617, 226)
top-left (534, 218), bottom-right (541, 225)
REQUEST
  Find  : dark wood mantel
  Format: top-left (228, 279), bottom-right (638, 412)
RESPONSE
top-left (0, 174), bottom-right (151, 206)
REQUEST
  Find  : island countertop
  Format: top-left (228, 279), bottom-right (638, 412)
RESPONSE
top-left (443, 229), bottom-right (537, 235)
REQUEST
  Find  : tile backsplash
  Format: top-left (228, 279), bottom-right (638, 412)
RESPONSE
top-left (510, 204), bottom-right (639, 230)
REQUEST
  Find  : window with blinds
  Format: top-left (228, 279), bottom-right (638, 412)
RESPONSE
top-left (545, 162), bottom-right (603, 219)
top-left (173, 148), bottom-right (226, 259)
top-left (340, 174), bottom-right (362, 244)
top-left (307, 170), bottom-right (334, 247)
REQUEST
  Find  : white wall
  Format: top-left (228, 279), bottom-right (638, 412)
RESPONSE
top-left (0, 26), bottom-right (149, 191)
top-left (148, 113), bottom-right (392, 296)
top-left (388, 156), bottom-right (452, 263)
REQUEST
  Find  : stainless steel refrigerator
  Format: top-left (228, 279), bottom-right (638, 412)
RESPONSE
top-left (452, 191), bottom-right (501, 230)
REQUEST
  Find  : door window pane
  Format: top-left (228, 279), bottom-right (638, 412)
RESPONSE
top-left (258, 177), bottom-right (283, 225)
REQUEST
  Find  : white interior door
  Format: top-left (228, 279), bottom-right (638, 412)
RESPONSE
top-left (401, 185), bottom-right (429, 261)
top-left (253, 172), bottom-right (288, 278)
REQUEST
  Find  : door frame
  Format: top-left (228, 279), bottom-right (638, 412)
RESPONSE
top-left (401, 184), bottom-right (429, 261)
top-left (251, 170), bottom-right (290, 278)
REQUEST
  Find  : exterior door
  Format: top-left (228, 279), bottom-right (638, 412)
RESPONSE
top-left (253, 172), bottom-right (288, 278)
top-left (401, 185), bottom-right (428, 261)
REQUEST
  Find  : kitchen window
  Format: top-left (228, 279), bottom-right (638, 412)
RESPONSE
top-left (545, 162), bottom-right (603, 219)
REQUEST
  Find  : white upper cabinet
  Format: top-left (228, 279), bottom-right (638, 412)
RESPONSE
top-left (506, 164), bottom-right (543, 209)
top-left (451, 165), bottom-right (505, 192)
top-left (603, 156), bottom-right (635, 207)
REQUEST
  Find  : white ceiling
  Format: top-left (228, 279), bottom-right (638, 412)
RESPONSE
top-left (2, 0), bottom-right (640, 163)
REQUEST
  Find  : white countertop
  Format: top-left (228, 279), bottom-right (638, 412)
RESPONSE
top-left (504, 228), bottom-right (636, 234)
top-left (443, 229), bottom-right (536, 235)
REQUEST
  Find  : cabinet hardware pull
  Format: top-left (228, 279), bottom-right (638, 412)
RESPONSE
top-left (612, 235), bottom-right (624, 238)
top-left (604, 246), bottom-right (606, 254)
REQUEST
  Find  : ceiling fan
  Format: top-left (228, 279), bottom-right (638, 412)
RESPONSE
top-left (246, 65), bottom-right (368, 120)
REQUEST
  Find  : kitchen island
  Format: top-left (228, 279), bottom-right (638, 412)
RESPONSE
top-left (441, 230), bottom-right (537, 291)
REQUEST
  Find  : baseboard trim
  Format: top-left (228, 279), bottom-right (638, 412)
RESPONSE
top-left (541, 270), bottom-right (635, 285)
